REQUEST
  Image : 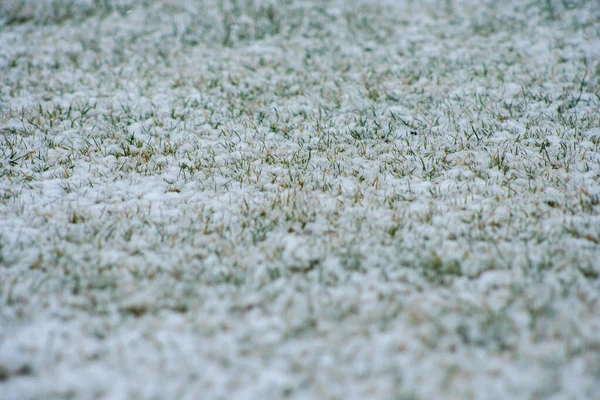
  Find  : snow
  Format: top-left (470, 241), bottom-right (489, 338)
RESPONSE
top-left (1, 0), bottom-right (600, 399)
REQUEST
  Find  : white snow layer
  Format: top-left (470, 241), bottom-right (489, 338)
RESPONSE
top-left (0, 0), bottom-right (599, 399)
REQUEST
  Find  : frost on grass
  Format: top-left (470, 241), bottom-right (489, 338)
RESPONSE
top-left (1, 0), bottom-right (600, 399)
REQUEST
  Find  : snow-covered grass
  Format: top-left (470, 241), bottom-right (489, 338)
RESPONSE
top-left (1, 0), bottom-right (599, 398)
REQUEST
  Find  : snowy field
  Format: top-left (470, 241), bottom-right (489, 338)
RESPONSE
top-left (1, 0), bottom-right (599, 398)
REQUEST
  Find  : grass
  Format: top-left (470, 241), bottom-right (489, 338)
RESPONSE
top-left (0, 0), bottom-right (600, 399)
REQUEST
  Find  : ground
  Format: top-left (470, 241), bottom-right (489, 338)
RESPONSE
top-left (0, 0), bottom-right (599, 399)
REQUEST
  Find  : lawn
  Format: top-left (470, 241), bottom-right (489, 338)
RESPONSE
top-left (1, 0), bottom-right (599, 398)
